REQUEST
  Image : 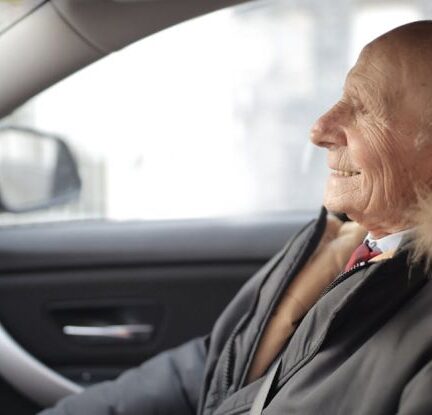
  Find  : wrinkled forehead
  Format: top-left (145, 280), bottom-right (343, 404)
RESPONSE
top-left (349, 36), bottom-right (432, 99)
top-left (343, 38), bottom-right (427, 112)
top-left (345, 43), bottom-right (400, 91)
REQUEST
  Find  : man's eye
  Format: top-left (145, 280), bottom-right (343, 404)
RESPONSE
top-left (358, 105), bottom-right (369, 115)
top-left (353, 100), bottom-right (369, 116)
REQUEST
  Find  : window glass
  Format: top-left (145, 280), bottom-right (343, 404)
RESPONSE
top-left (351, 4), bottom-right (421, 63)
top-left (0, 0), bottom-right (425, 225)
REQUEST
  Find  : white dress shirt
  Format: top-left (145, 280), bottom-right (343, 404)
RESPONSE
top-left (365, 229), bottom-right (412, 253)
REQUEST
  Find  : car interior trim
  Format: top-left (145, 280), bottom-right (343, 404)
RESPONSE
top-left (0, 214), bottom-right (314, 273)
top-left (0, 2), bottom-right (102, 119)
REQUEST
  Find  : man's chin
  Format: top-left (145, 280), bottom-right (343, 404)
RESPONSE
top-left (323, 195), bottom-right (353, 216)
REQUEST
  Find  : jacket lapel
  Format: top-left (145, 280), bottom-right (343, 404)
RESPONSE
top-left (232, 208), bottom-right (328, 390)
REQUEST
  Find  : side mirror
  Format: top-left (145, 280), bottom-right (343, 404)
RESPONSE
top-left (0, 126), bottom-right (81, 213)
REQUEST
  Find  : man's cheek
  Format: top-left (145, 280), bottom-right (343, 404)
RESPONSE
top-left (358, 171), bottom-right (375, 202)
top-left (354, 149), bottom-right (382, 176)
top-left (354, 121), bottom-right (391, 155)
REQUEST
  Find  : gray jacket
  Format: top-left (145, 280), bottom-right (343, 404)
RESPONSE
top-left (41, 208), bottom-right (432, 414)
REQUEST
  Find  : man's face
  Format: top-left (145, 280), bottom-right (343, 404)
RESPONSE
top-left (310, 40), bottom-right (432, 235)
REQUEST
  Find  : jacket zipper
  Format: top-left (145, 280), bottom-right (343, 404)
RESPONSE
top-left (222, 331), bottom-right (236, 394)
top-left (274, 261), bottom-right (371, 395)
top-left (222, 263), bottom-right (370, 396)
top-left (320, 261), bottom-right (368, 298)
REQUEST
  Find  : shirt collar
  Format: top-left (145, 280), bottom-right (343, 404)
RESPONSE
top-left (365, 229), bottom-right (413, 253)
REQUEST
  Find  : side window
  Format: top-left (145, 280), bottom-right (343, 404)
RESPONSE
top-left (0, 0), bottom-right (424, 225)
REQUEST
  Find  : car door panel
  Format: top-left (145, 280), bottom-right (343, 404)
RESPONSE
top-left (0, 212), bottom-right (315, 412)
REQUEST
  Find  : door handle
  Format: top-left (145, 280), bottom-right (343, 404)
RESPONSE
top-left (63, 324), bottom-right (154, 341)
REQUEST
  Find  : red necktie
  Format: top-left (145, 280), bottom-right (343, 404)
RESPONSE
top-left (344, 242), bottom-right (380, 272)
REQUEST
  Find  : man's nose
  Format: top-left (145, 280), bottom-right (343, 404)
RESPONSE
top-left (310, 103), bottom-right (348, 149)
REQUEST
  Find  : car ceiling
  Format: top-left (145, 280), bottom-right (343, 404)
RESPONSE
top-left (0, 0), bottom-right (249, 120)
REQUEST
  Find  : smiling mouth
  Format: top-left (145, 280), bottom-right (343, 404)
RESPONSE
top-left (331, 169), bottom-right (361, 177)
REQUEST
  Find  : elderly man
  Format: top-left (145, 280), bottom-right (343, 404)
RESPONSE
top-left (41, 21), bottom-right (432, 415)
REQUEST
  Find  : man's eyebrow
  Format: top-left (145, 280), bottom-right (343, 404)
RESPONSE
top-left (344, 80), bottom-right (390, 119)
top-left (345, 74), bottom-right (381, 103)
top-left (348, 71), bottom-right (379, 90)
